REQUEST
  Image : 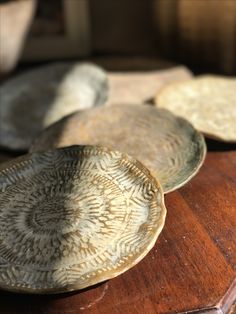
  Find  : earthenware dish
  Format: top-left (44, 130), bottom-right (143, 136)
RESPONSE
top-left (30, 105), bottom-right (206, 193)
top-left (0, 62), bottom-right (108, 150)
top-left (0, 145), bottom-right (166, 294)
top-left (155, 75), bottom-right (236, 142)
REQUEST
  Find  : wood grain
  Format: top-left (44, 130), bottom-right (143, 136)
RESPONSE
top-left (0, 150), bottom-right (235, 313)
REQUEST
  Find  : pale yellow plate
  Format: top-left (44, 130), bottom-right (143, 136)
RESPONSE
top-left (31, 104), bottom-right (206, 193)
top-left (0, 145), bottom-right (166, 294)
top-left (155, 75), bottom-right (236, 142)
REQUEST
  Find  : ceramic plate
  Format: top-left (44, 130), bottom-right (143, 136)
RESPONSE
top-left (107, 66), bottom-right (192, 105)
top-left (30, 104), bottom-right (206, 193)
top-left (0, 63), bottom-right (108, 150)
top-left (155, 75), bottom-right (236, 142)
top-left (0, 145), bottom-right (166, 294)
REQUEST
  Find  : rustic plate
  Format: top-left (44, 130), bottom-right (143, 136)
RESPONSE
top-left (30, 105), bottom-right (206, 193)
top-left (0, 145), bottom-right (166, 294)
top-left (155, 75), bottom-right (236, 142)
top-left (0, 63), bottom-right (108, 150)
top-left (107, 66), bottom-right (193, 105)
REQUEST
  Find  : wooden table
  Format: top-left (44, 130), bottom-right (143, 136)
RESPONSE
top-left (0, 141), bottom-right (235, 314)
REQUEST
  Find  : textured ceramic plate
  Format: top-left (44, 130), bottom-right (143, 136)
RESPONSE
top-left (0, 63), bottom-right (108, 150)
top-left (30, 105), bottom-right (206, 193)
top-left (0, 145), bottom-right (166, 294)
top-left (155, 75), bottom-right (236, 142)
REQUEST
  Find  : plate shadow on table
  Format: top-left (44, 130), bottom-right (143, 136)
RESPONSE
top-left (205, 138), bottom-right (236, 152)
top-left (0, 281), bottom-right (108, 314)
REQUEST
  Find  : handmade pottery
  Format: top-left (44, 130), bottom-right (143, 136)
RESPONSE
top-left (0, 0), bottom-right (36, 74)
top-left (107, 66), bottom-right (192, 105)
top-left (155, 75), bottom-right (236, 142)
top-left (0, 62), bottom-right (108, 150)
top-left (30, 105), bottom-right (206, 193)
top-left (0, 145), bottom-right (166, 293)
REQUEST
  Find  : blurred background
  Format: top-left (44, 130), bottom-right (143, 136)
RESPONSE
top-left (0, 0), bottom-right (235, 76)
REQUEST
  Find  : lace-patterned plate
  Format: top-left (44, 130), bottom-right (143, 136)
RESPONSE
top-left (30, 105), bottom-right (206, 193)
top-left (155, 75), bottom-right (236, 142)
top-left (0, 145), bottom-right (166, 294)
top-left (0, 63), bottom-right (108, 150)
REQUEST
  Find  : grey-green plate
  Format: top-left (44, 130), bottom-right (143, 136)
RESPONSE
top-left (30, 104), bottom-right (207, 193)
top-left (0, 63), bottom-right (108, 150)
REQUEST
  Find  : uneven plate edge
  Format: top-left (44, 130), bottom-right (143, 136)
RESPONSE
top-left (163, 130), bottom-right (207, 194)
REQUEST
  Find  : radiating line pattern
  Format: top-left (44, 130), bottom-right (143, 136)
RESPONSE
top-left (30, 105), bottom-right (206, 193)
top-left (0, 146), bottom-right (166, 293)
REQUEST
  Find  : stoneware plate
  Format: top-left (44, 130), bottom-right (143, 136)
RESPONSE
top-left (0, 62), bottom-right (108, 150)
top-left (30, 104), bottom-right (206, 193)
top-left (0, 145), bottom-right (166, 294)
top-left (155, 75), bottom-right (236, 142)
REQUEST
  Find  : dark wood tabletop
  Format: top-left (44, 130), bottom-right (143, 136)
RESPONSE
top-left (0, 141), bottom-right (235, 314)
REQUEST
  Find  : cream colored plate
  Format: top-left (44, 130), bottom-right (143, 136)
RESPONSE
top-left (30, 105), bottom-right (206, 193)
top-left (0, 145), bottom-right (166, 294)
top-left (155, 75), bottom-right (236, 142)
top-left (107, 66), bottom-right (193, 105)
top-left (0, 63), bottom-right (108, 150)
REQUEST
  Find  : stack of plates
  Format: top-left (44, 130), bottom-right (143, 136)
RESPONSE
top-left (3, 64), bottom-right (234, 294)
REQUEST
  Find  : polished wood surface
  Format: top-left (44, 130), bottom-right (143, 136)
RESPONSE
top-left (0, 145), bottom-right (235, 314)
